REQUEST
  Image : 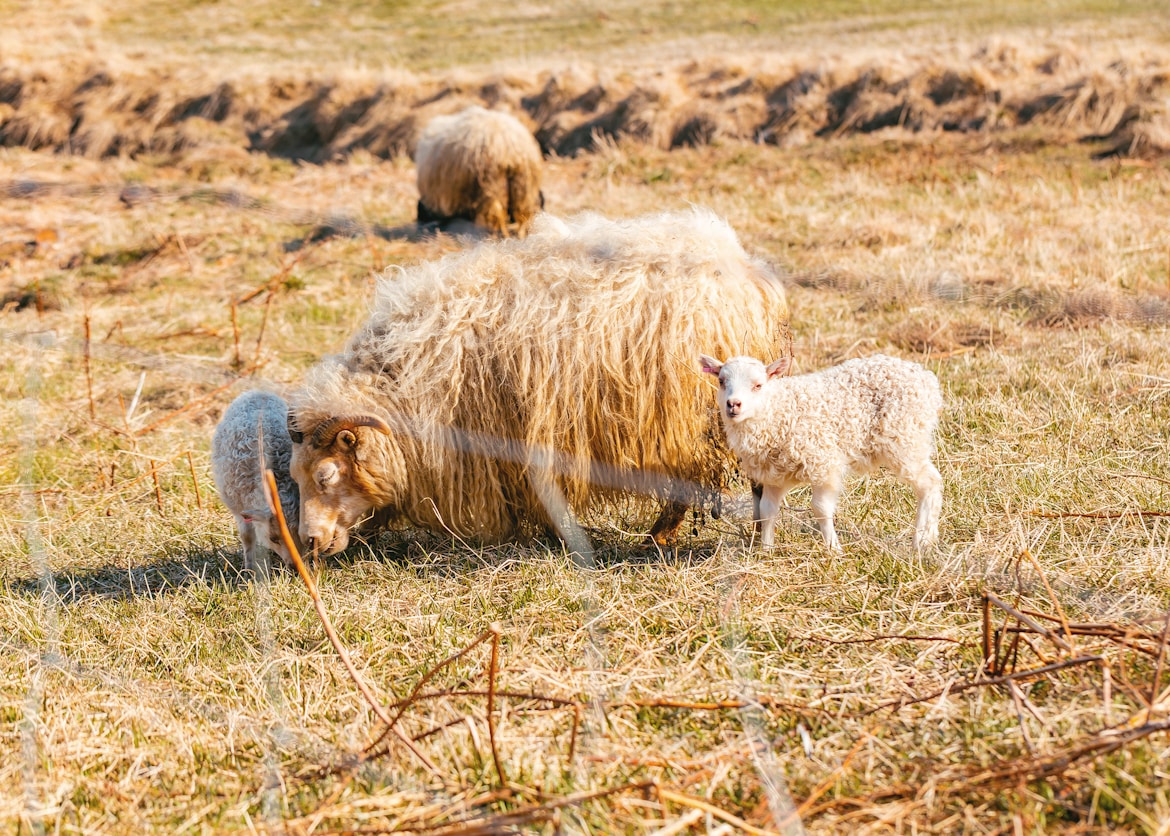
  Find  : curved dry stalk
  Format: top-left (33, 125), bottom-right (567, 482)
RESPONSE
top-left (262, 469), bottom-right (442, 779)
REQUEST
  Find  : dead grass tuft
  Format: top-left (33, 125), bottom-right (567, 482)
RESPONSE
top-left (4, 40), bottom-right (1170, 162)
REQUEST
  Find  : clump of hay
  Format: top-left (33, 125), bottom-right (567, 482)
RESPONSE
top-left (4, 41), bottom-right (1170, 160)
top-left (288, 209), bottom-right (793, 547)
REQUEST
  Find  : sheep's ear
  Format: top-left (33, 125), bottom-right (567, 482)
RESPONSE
top-left (336, 429), bottom-right (358, 451)
top-left (698, 354), bottom-right (723, 375)
top-left (287, 411), bottom-right (304, 444)
top-left (765, 357), bottom-right (791, 378)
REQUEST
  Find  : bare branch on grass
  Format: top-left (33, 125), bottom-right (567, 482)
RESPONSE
top-left (262, 469), bottom-right (443, 780)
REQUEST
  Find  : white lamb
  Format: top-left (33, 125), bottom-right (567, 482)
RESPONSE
top-left (698, 353), bottom-right (943, 550)
top-left (211, 390), bottom-right (301, 572)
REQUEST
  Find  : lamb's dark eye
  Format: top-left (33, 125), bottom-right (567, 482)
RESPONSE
top-left (752, 383), bottom-right (762, 391)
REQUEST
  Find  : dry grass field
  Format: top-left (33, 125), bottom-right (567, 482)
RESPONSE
top-left (5, 2), bottom-right (1170, 834)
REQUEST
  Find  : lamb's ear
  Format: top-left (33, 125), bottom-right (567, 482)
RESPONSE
top-left (765, 357), bottom-right (791, 378)
top-left (698, 354), bottom-right (723, 375)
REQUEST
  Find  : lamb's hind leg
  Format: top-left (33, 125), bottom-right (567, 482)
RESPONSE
top-left (908, 462), bottom-right (943, 549)
top-left (810, 481), bottom-right (842, 552)
top-left (236, 515), bottom-right (258, 573)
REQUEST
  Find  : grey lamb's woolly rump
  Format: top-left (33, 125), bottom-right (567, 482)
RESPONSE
top-left (415, 105), bottom-right (544, 236)
top-left (289, 208), bottom-right (792, 555)
top-left (211, 390), bottom-right (301, 571)
top-left (701, 353), bottom-right (943, 550)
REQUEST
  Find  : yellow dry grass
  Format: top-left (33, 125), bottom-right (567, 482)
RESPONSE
top-left (4, 4), bottom-right (1170, 834)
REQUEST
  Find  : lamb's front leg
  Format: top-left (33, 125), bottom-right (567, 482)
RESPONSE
top-left (810, 482), bottom-right (842, 552)
top-left (757, 481), bottom-right (793, 547)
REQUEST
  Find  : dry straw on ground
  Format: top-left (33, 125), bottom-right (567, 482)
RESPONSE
top-left (4, 9), bottom-right (1170, 833)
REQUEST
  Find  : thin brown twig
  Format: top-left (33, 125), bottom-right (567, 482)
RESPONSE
top-left (656, 786), bottom-right (779, 836)
top-left (793, 632), bottom-right (965, 647)
top-left (234, 248), bottom-right (309, 306)
top-left (252, 287), bottom-right (276, 369)
top-left (1027, 509), bottom-right (1170, 519)
top-left (863, 655), bottom-right (1105, 716)
top-left (364, 628), bottom-right (498, 756)
top-left (230, 301), bottom-right (241, 369)
top-left (83, 313), bottom-right (95, 420)
top-left (150, 463), bottom-right (164, 515)
top-left (982, 592), bottom-right (993, 673)
top-left (312, 781), bottom-right (655, 836)
top-left (567, 702), bottom-right (582, 762)
top-left (186, 451), bottom-right (203, 510)
top-left (1020, 549), bottom-right (1076, 655)
top-left (263, 469), bottom-right (442, 779)
top-left (1146, 608), bottom-right (1170, 725)
top-left (486, 624), bottom-right (505, 788)
top-left (985, 591), bottom-right (1072, 653)
top-left (133, 361), bottom-right (265, 437)
top-left (1007, 680), bottom-right (1037, 755)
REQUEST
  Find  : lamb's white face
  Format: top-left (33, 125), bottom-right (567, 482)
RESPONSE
top-left (699, 354), bottom-right (789, 424)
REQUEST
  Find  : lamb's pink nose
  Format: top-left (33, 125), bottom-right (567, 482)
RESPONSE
top-left (726, 398), bottom-right (741, 416)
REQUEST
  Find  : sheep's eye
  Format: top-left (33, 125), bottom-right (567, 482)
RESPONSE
top-left (752, 383), bottom-right (762, 391)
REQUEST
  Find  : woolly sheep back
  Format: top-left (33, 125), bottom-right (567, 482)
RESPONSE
top-left (415, 105), bottom-right (544, 236)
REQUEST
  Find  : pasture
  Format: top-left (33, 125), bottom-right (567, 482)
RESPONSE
top-left (3, 2), bottom-right (1170, 832)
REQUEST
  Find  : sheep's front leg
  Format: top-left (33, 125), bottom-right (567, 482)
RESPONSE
top-left (757, 481), bottom-right (792, 547)
top-left (810, 483), bottom-right (842, 552)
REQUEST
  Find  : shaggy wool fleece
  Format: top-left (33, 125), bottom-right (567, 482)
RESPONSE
top-left (289, 208), bottom-right (792, 541)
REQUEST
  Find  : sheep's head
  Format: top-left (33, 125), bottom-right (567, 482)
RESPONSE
top-left (699, 354), bottom-right (790, 424)
top-left (288, 412), bottom-right (396, 556)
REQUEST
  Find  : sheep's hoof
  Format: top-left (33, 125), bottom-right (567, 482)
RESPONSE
top-left (647, 501), bottom-right (688, 545)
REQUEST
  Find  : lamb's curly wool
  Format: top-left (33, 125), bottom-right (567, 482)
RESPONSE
top-left (211, 390), bottom-right (301, 570)
top-left (289, 208), bottom-right (792, 552)
top-left (704, 353), bottom-right (942, 550)
top-left (415, 106), bottom-right (543, 236)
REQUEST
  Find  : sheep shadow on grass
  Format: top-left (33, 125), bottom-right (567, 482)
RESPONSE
top-left (9, 547), bottom-right (253, 603)
top-left (283, 217), bottom-right (490, 251)
top-left (329, 525), bottom-right (725, 577)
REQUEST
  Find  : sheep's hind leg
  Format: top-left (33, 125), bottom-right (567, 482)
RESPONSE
top-left (908, 462), bottom-right (943, 549)
top-left (810, 482), bottom-right (842, 552)
top-left (647, 500), bottom-right (689, 548)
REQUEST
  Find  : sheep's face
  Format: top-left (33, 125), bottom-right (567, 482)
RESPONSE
top-left (699, 354), bottom-right (790, 424)
top-left (288, 413), bottom-right (395, 557)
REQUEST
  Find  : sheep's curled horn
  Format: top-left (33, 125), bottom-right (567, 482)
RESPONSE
top-left (310, 414), bottom-right (393, 448)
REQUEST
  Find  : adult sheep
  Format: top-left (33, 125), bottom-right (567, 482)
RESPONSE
top-left (415, 106), bottom-right (544, 237)
top-left (287, 209), bottom-right (792, 555)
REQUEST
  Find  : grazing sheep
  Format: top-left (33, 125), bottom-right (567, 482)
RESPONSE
top-left (699, 353), bottom-right (943, 550)
top-left (287, 208), bottom-right (793, 555)
top-left (211, 390), bottom-right (302, 571)
top-left (415, 106), bottom-right (544, 236)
